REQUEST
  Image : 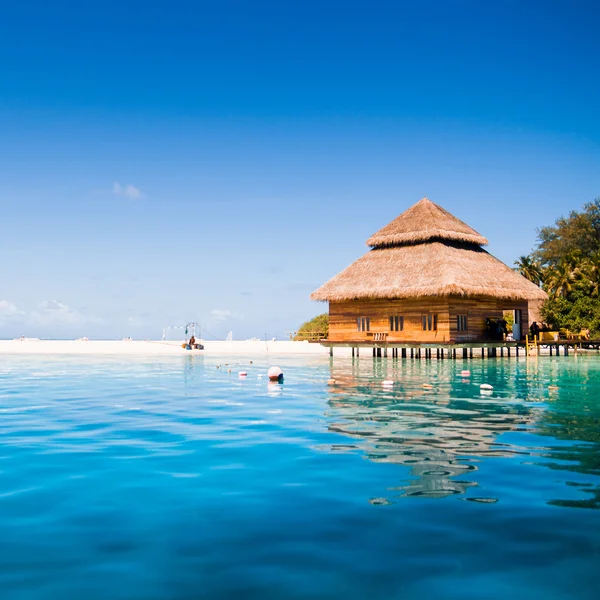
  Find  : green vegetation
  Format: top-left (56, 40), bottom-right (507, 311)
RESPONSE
top-left (294, 313), bottom-right (329, 341)
top-left (516, 198), bottom-right (600, 335)
top-left (502, 310), bottom-right (514, 333)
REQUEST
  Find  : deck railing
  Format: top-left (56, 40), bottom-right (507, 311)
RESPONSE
top-left (292, 331), bottom-right (328, 341)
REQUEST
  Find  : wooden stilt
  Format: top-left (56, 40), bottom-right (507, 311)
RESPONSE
top-left (356, 347), bottom-right (359, 357)
top-left (469, 348), bottom-right (473, 359)
top-left (352, 347), bottom-right (355, 357)
top-left (402, 348), bottom-right (406, 358)
top-left (463, 348), bottom-right (468, 359)
top-left (330, 346), bottom-right (333, 357)
top-left (482, 348), bottom-right (485, 359)
top-left (507, 347), bottom-right (511, 358)
top-left (384, 347), bottom-right (388, 358)
top-left (565, 345), bottom-right (569, 356)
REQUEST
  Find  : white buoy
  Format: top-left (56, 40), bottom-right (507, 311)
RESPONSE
top-left (382, 380), bottom-right (394, 387)
top-left (239, 371), bottom-right (247, 377)
top-left (460, 370), bottom-right (471, 377)
top-left (422, 383), bottom-right (433, 389)
top-left (480, 383), bottom-right (493, 390)
top-left (268, 366), bottom-right (283, 382)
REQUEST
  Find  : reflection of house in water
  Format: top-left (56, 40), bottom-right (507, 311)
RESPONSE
top-left (324, 362), bottom-right (541, 500)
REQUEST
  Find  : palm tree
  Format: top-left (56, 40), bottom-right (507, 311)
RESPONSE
top-left (544, 260), bottom-right (575, 298)
top-left (514, 255), bottom-right (543, 286)
top-left (582, 252), bottom-right (600, 297)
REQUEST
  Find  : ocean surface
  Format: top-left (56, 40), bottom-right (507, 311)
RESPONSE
top-left (0, 354), bottom-right (599, 599)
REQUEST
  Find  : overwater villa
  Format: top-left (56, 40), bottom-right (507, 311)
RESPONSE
top-left (311, 197), bottom-right (548, 355)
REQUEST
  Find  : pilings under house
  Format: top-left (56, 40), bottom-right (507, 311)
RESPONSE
top-left (319, 339), bottom-right (600, 359)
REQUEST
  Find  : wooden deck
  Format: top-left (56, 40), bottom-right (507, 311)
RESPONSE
top-left (318, 338), bottom-right (600, 358)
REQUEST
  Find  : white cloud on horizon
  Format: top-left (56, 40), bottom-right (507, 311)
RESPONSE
top-left (0, 300), bottom-right (25, 319)
top-left (113, 181), bottom-right (143, 199)
top-left (0, 299), bottom-right (100, 327)
top-left (29, 300), bottom-right (90, 326)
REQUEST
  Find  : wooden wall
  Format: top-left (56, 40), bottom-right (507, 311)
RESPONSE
top-left (328, 297), bottom-right (530, 343)
top-left (329, 298), bottom-right (452, 343)
top-left (448, 297), bottom-right (529, 342)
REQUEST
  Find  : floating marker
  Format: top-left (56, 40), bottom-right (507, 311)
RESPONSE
top-left (460, 370), bottom-right (471, 377)
top-left (422, 383), bottom-right (433, 389)
top-left (480, 383), bottom-right (493, 390)
top-left (382, 380), bottom-right (394, 387)
top-left (239, 371), bottom-right (248, 377)
top-left (268, 366), bottom-right (284, 382)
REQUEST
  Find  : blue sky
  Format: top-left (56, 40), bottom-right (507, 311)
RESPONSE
top-left (1, 0), bottom-right (599, 339)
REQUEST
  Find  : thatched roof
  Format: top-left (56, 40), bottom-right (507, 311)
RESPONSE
top-left (311, 198), bottom-right (548, 303)
top-left (366, 197), bottom-right (488, 247)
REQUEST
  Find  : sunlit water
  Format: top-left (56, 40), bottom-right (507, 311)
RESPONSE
top-left (1, 354), bottom-right (599, 599)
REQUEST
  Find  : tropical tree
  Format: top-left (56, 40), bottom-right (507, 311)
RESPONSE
top-left (544, 260), bottom-right (576, 298)
top-left (293, 313), bottom-right (329, 341)
top-left (532, 198), bottom-right (600, 335)
top-left (514, 255), bottom-right (543, 285)
top-left (581, 252), bottom-right (600, 297)
top-left (535, 198), bottom-right (600, 268)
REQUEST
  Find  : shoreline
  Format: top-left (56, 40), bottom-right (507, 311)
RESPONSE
top-left (1, 339), bottom-right (593, 358)
top-left (0, 339), bottom-right (340, 356)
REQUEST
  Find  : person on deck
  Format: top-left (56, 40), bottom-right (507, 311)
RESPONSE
top-left (189, 335), bottom-right (196, 347)
top-left (530, 322), bottom-right (540, 339)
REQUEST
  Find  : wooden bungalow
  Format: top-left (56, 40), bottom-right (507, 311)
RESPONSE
top-left (311, 197), bottom-right (547, 347)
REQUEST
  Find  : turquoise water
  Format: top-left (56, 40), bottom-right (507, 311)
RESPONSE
top-left (1, 355), bottom-right (599, 599)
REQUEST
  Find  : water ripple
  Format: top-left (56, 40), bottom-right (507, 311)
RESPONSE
top-left (0, 354), bottom-right (599, 598)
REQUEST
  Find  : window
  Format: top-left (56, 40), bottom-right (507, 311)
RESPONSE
top-left (422, 314), bottom-right (438, 331)
top-left (389, 316), bottom-right (404, 331)
top-left (357, 316), bottom-right (370, 332)
top-left (457, 314), bottom-right (468, 332)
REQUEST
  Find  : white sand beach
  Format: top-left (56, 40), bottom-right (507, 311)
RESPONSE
top-left (0, 339), bottom-right (343, 356)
